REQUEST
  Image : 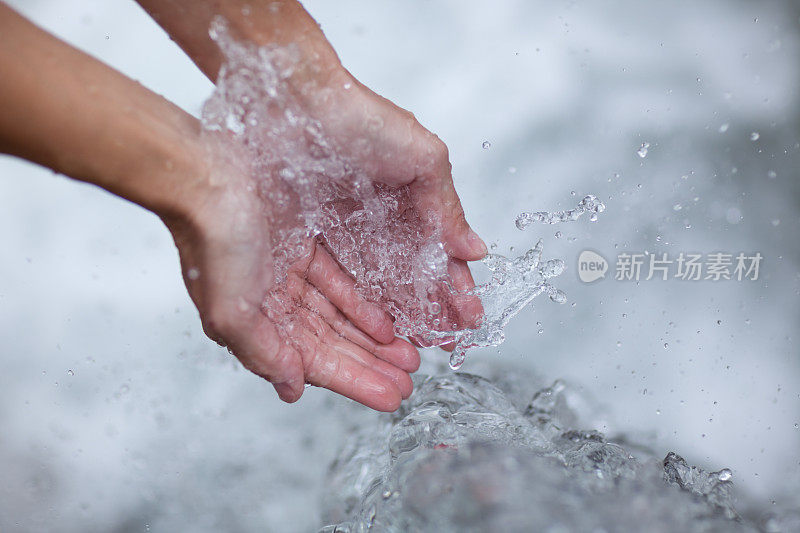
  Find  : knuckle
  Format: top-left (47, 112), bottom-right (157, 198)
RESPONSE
top-left (303, 345), bottom-right (335, 388)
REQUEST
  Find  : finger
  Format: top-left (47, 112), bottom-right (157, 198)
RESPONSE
top-left (266, 341), bottom-right (306, 403)
top-left (291, 312), bottom-right (409, 410)
top-left (306, 244), bottom-right (396, 344)
top-left (208, 303), bottom-right (306, 403)
top-left (295, 305), bottom-right (414, 398)
top-left (300, 283), bottom-right (420, 373)
top-left (409, 138), bottom-right (487, 261)
top-left (448, 258), bottom-right (484, 329)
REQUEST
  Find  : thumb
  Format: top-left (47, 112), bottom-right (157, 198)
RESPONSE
top-left (411, 139), bottom-right (487, 261)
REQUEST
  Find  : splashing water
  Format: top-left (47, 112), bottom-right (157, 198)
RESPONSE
top-left (202, 19), bottom-right (600, 366)
top-left (320, 373), bottom-right (757, 532)
top-left (445, 241), bottom-right (566, 370)
top-left (515, 194), bottom-right (606, 230)
top-left (202, 18), bottom-right (465, 346)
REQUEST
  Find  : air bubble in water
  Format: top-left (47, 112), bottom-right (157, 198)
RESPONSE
top-left (482, 141), bottom-right (491, 149)
top-left (750, 132), bottom-right (760, 141)
top-left (637, 142), bottom-right (650, 158)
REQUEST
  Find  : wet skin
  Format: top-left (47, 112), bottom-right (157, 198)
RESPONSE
top-left (0, 1), bottom-right (486, 411)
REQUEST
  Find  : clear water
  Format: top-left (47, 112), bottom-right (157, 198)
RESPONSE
top-left (1, 3), bottom-right (798, 532)
top-left (515, 194), bottom-right (606, 229)
top-left (319, 373), bottom-right (796, 532)
top-left (202, 19), bottom-right (602, 367)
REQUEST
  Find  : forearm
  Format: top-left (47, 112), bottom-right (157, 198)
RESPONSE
top-left (0, 4), bottom-right (204, 218)
top-left (135, 0), bottom-right (344, 85)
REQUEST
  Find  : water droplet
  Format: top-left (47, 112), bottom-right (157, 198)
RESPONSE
top-left (664, 343), bottom-right (669, 349)
top-left (549, 290), bottom-right (567, 304)
top-left (554, 231), bottom-right (562, 238)
top-left (637, 142), bottom-right (650, 158)
top-left (718, 123), bottom-right (729, 133)
top-left (726, 207), bottom-right (742, 224)
top-left (187, 267), bottom-right (200, 280)
top-left (717, 468), bottom-right (732, 481)
top-left (767, 170), bottom-right (777, 179)
top-left (750, 132), bottom-right (760, 141)
top-left (67, 369), bottom-right (74, 377)
top-left (449, 351), bottom-right (466, 370)
top-left (656, 409), bottom-right (661, 415)
top-left (482, 141), bottom-right (491, 149)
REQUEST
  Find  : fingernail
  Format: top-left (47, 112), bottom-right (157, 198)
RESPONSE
top-left (467, 229), bottom-right (488, 257)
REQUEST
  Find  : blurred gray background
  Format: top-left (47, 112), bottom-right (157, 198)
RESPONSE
top-left (1, 1), bottom-right (798, 531)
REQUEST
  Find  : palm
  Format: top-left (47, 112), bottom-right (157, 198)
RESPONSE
top-left (167, 174), bottom-right (418, 412)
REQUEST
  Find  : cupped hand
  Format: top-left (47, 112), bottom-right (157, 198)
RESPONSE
top-left (162, 65), bottom-right (485, 412)
top-left (163, 144), bottom-right (420, 412)
top-left (312, 71), bottom-right (488, 341)
top-left (307, 70), bottom-right (489, 267)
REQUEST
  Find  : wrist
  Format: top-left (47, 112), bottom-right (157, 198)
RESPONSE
top-left (98, 102), bottom-right (206, 224)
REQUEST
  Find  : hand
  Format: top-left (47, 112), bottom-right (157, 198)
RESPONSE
top-left (163, 140), bottom-right (421, 411)
top-left (313, 70), bottom-right (488, 344)
top-left (0, 1), bottom-right (486, 412)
